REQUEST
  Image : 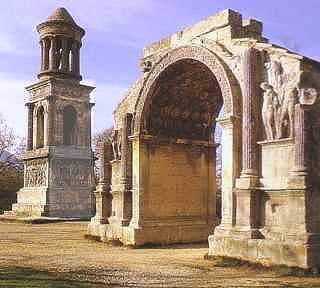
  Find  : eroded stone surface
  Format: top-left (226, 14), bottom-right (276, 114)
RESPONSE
top-left (8, 8), bottom-right (95, 218)
top-left (87, 8), bottom-right (320, 269)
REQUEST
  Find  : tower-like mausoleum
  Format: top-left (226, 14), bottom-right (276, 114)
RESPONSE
top-left (10, 8), bottom-right (95, 218)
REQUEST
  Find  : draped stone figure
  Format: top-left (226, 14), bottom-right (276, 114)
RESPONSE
top-left (279, 86), bottom-right (299, 138)
top-left (260, 82), bottom-right (278, 141)
top-left (110, 129), bottom-right (122, 160)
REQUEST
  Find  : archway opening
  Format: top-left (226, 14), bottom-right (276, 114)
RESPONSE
top-left (141, 59), bottom-right (224, 229)
top-left (145, 59), bottom-right (223, 141)
top-left (63, 105), bottom-right (77, 145)
top-left (36, 106), bottom-right (45, 148)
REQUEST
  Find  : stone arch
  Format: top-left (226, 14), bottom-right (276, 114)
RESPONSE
top-left (63, 105), bottom-right (77, 145)
top-left (134, 45), bottom-right (241, 134)
top-left (36, 105), bottom-right (45, 148)
top-left (123, 45), bottom-right (243, 245)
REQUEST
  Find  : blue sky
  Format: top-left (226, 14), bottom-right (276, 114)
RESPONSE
top-left (0, 0), bottom-right (319, 137)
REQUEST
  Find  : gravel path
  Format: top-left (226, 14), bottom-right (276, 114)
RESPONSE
top-left (1, 221), bottom-right (320, 287)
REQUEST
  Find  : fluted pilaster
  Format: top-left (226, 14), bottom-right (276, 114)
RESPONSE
top-left (241, 47), bottom-right (260, 177)
top-left (293, 104), bottom-right (311, 174)
top-left (26, 103), bottom-right (34, 151)
top-left (119, 113), bottom-right (133, 226)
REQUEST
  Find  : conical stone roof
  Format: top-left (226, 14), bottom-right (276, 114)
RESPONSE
top-left (46, 7), bottom-right (76, 25)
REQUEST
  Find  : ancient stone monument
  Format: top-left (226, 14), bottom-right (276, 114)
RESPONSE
top-left (87, 9), bottom-right (320, 269)
top-left (8, 8), bottom-right (95, 218)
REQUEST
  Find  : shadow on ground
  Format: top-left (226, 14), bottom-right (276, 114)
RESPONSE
top-left (0, 267), bottom-right (109, 288)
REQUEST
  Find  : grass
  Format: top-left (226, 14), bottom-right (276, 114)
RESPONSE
top-left (0, 267), bottom-right (109, 288)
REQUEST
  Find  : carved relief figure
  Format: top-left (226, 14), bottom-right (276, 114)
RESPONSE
top-left (299, 88), bottom-right (318, 105)
top-left (263, 59), bottom-right (301, 139)
top-left (279, 87), bottom-right (299, 138)
top-left (265, 60), bottom-right (283, 97)
top-left (110, 129), bottom-right (122, 160)
top-left (25, 159), bottom-right (47, 187)
top-left (260, 82), bottom-right (278, 140)
top-left (53, 159), bottom-right (90, 187)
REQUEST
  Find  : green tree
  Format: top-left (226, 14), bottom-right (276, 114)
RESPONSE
top-left (0, 115), bottom-right (25, 213)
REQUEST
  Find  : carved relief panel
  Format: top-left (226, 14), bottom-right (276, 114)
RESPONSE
top-left (52, 159), bottom-right (92, 187)
top-left (260, 56), bottom-right (318, 141)
top-left (145, 58), bottom-right (223, 141)
top-left (261, 58), bottom-right (301, 140)
top-left (25, 159), bottom-right (48, 187)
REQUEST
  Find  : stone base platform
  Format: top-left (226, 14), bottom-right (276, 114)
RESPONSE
top-left (7, 203), bottom-right (49, 218)
top-left (208, 233), bottom-right (320, 269)
top-left (87, 219), bottom-right (214, 246)
top-left (0, 214), bottom-right (89, 224)
top-left (6, 202), bottom-right (92, 219)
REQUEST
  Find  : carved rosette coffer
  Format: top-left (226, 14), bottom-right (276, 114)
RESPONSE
top-left (240, 47), bottom-right (261, 178)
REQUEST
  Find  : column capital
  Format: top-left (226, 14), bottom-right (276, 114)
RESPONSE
top-left (216, 115), bottom-right (241, 128)
top-left (25, 102), bottom-right (35, 108)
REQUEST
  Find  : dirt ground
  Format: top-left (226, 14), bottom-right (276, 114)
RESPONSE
top-left (1, 221), bottom-right (320, 287)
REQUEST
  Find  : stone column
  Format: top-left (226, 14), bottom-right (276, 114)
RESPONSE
top-left (71, 41), bottom-right (80, 75)
top-left (216, 116), bottom-right (241, 230)
top-left (130, 134), bottom-right (148, 228)
top-left (43, 39), bottom-right (50, 71)
top-left (94, 142), bottom-right (113, 224)
top-left (26, 103), bottom-right (34, 151)
top-left (87, 103), bottom-right (95, 147)
top-left (50, 37), bottom-right (58, 71)
top-left (293, 104), bottom-right (310, 174)
top-left (46, 97), bottom-right (54, 146)
top-left (240, 47), bottom-right (260, 178)
top-left (54, 105), bottom-right (62, 145)
top-left (235, 47), bottom-right (261, 237)
top-left (119, 113), bottom-right (133, 226)
top-left (61, 38), bottom-right (69, 72)
top-left (207, 143), bottom-right (217, 223)
top-left (288, 104), bottom-right (313, 189)
top-left (40, 40), bottom-right (44, 71)
top-left (43, 106), bottom-right (49, 147)
top-left (32, 109), bottom-right (37, 149)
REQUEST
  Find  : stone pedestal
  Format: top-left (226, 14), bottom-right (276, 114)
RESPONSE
top-left (88, 135), bottom-right (218, 246)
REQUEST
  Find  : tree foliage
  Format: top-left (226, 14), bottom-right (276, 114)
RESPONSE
top-left (92, 126), bottom-right (113, 183)
top-left (0, 115), bottom-right (25, 212)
